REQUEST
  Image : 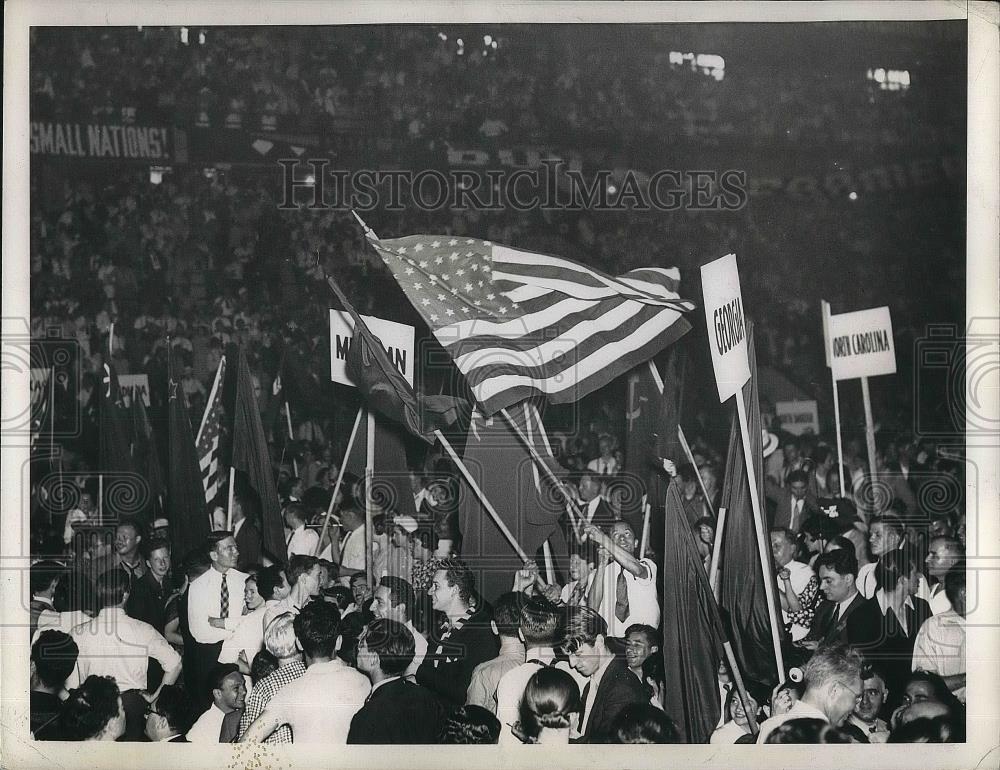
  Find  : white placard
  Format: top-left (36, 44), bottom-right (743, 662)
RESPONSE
top-left (828, 305), bottom-right (896, 381)
top-left (701, 253), bottom-right (750, 402)
top-left (329, 310), bottom-right (415, 388)
top-left (775, 400), bottom-right (819, 435)
top-left (118, 373), bottom-right (150, 406)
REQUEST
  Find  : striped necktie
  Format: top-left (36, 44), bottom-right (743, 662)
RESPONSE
top-left (220, 574), bottom-right (229, 619)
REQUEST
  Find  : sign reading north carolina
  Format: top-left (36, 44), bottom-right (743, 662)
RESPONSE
top-left (827, 305), bottom-right (896, 381)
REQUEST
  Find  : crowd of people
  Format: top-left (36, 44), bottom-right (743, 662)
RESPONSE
top-left (26, 23), bottom-right (967, 749)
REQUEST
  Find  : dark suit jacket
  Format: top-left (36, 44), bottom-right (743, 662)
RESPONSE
top-left (416, 608), bottom-right (499, 707)
top-left (767, 483), bottom-right (819, 531)
top-left (582, 657), bottom-right (649, 742)
top-left (805, 593), bottom-right (883, 648)
top-left (347, 678), bottom-right (446, 744)
top-left (234, 520), bottom-right (262, 572)
top-left (584, 498), bottom-right (617, 530)
top-left (854, 596), bottom-right (932, 705)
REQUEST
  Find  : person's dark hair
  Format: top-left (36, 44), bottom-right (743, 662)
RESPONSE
top-left (52, 569), bottom-right (97, 615)
top-left (693, 515), bottom-right (716, 534)
top-left (765, 718), bottom-right (855, 743)
top-left (490, 591), bottom-right (523, 638)
top-left (624, 623), bottom-right (658, 647)
top-left (677, 462), bottom-right (699, 485)
top-left (569, 537), bottom-right (599, 567)
top-left (360, 618), bottom-right (414, 676)
top-left (349, 573), bottom-right (368, 588)
top-left (145, 536), bottom-right (170, 557)
top-left (336, 610), bottom-right (366, 667)
top-left (813, 445), bottom-right (833, 466)
top-left (250, 649), bottom-right (279, 685)
top-left (59, 675), bottom-right (121, 740)
top-left (944, 565), bottom-right (966, 607)
top-left (206, 530), bottom-right (234, 555)
top-left (814, 548), bottom-right (859, 578)
top-left (888, 716), bottom-right (965, 743)
top-left (154, 684), bottom-right (194, 734)
top-left (255, 564), bottom-right (286, 601)
top-left (904, 670), bottom-right (961, 707)
top-left (286, 554), bottom-right (318, 587)
top-left (95, 568), bottom-right (129, 608)
top-left (787, 469), bottom-right (809, 486)
top-left (826, 535), bottom-right (856, 553)
top-left (519, 595), bottom-right (560, 646)
top-left (800, 515), bottom-right (840, 540)
top-left (378, 575), bottom-right (415, 619)
top-left (436, 558), bottom-right (476, 606)
top-left (875, 550), bottom-right (918, 593)
top-left (438, 705), bottom-right (501, 744)
top-left (208, 662), bottom-right (240, 694)
top-left (30, 560), bottom-right (65, 595)
top-left (323, 585), bottom-right (355, 612)
top-left (184, 549), bottom-right (213, 580)
top-left (518, 667), bottom-right (582, 740)
top-left (31, 630), bottom-right (79, 689)
top-left (293, 599), bottom-right (341, 659)
top-left (871, 513), bottom-right (905, 538)
top-left (284, 502), bottom-right (309, 526)
top-left (561, 605), bottom-right (607, 653)
top-left (116, 517), bottom-right (144, 541)
top-left (608, 703), bottom-right (680, 744)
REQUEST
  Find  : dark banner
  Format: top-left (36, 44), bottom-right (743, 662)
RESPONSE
top-left (29, 121), bottom-right (176, 162)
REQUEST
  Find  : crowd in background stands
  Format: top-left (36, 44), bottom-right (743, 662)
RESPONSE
top-left (26, 24), bottom-right (967, 747)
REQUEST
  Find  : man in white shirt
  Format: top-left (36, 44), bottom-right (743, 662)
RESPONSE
top-left (770, 527), bottom-right (818, 641)
top-left (239, 600), bottom-right (370, 744)
top-left (496, 596), bottom-right (564, 744)
top-left (187, 531), bottom-right (248, 708)
top-left (284, 502), bottom-right (319, 559)
top-left (912, 567), bottom-right (966, 700)
top-left (332, 506), bottom-right (368, 583)
top-left (857, 514), bottom-right (905, 598)
top-left (584, 521), bottom-right (660, 637)
top-left (587, 434), bottom-right (620, 476)
top-left (918, 537), bottom-right (964, 615)
top-left (263, 555), bottom-right (322, 628)
top-left (756, 643), bottom-right (865, 743)
top-left (70, 570), bottom-right (182, 741)
top-left (370, 575), bottom-right (427, 678)
top-left (187, 662), bottom-right (246, 742)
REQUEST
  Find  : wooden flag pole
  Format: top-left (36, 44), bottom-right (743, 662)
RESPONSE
top-left (734, 393), bottom-right (787, 684)
top-left (832, 378), bottom-right (847, 498)
top-left (708, 506), bottom-right (728, 598)
top-left (284, 401), bottom-right (299, 478)
top-left (365, 410), bottom-right (375, 587)
top-left (315, 405), bottom-right (364, 556)
top-left (677, 425), bottom-right (716, 519)
top-left (499, 407), bottom-right (586, 544)
top-left (226, 467), bottom-right (236, 531)
top-left (640, 500), bottom-right (652, 559)
top-left (861, 376), bottom-right (878, 485)
top-left (542, 541), bottom-right (555, 584)
top-left (822, 301), bottom-right (847, 498)
top-left (723, 640), bottom-right (760, 736)
top-left (435, 429), bottom-right (532, 564)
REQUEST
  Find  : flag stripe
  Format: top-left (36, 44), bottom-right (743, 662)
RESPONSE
top-left (196, 357), bottom-right (226, 503)
top-left (369, 233), bottom-right (694, 416)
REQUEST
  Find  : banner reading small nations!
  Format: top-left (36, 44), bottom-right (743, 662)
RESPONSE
top-left (29, 121), bottom-right (173, 161)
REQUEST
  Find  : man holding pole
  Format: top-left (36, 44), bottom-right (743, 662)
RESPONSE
top-left (584, 521), bottom-right (659, 638)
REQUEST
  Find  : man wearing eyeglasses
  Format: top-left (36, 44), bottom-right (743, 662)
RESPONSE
top-left (756, 642), bottom-right (865, 743)
top-left (144, 684), bottom-right (194, 742)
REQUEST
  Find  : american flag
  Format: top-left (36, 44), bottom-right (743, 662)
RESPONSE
top-left (366, 234), bottom-right (695, 416)
top-left (196, 356), bottom-right (226, 503)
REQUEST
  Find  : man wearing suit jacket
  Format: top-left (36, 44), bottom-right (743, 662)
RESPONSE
top-left (563, 606), bottom-right (647, 742)
top-left (144, 685), bottom-right (194, 743)
top-left (799, 550), bottom-right (882, 651)
top-left (231, 496), bottom-right (262, 572)
top-left (349, 618), bottom-right (445, 743)
top-left (577, 471), bottom-right (617, 529)
top-left (417, 559), bottom-right (500, 707)
top-left (766, 469), bottom-right (819, 532)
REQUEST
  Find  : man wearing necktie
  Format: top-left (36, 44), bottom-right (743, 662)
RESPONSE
top-left (766, 469), bottom-right (817, 533)
top-left (583, 521), bottom-right (660, 638)
top-left (187, 532), bottom-right (248, 710)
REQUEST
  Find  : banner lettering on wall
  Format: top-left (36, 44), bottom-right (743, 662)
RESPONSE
top-left (29, 122), bottom-right (173, 161)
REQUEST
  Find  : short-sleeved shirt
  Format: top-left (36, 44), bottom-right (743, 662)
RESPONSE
top-left (595, 558), bottom-right (660, 637)
top-left (466, 646), bottom-right (525, 713)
